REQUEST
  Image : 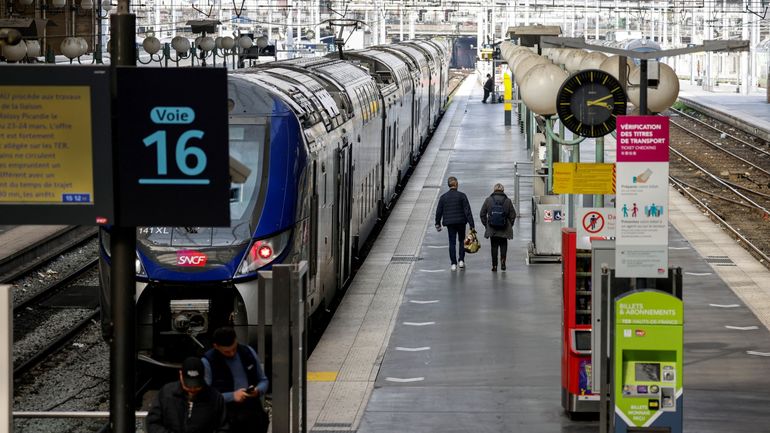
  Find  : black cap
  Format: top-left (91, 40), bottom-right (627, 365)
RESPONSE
top-left (181, 357), bottom-right (206, 388)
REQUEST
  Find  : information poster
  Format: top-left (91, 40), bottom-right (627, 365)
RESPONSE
top-left (615, 116), bottom-right (669, 278)
top-left (0, 86), bottom-right (94, 204)
top-left (0, 66), bottom-right (112, 225)
top-left (553, 163), bottom-right (616, 195)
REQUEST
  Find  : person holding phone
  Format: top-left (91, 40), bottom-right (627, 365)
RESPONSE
top-left (202, 327), bottom-right (270, 433)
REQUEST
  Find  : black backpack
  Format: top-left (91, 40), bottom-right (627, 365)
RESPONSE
top-left (488, 197), bottom-right (506, 228)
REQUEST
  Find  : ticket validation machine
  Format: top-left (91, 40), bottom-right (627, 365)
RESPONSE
top-left (613, 291), bottom-right (683, 433)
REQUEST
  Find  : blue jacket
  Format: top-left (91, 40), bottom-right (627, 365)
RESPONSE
top-left (435, 188), bottom-right (475, 228)
top-left (203, 345), bottom-right (269, 402)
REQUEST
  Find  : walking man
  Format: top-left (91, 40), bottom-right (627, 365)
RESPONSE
top-left (482, 74), bottom-right (494, 103)
top-left (146, 357), bottom-right (229, 433)
top-left (435, 176), bottom-right (475, 271)
top-left (480, 183), bottom-right (517, 272)
top-left (202, 327), bottom-right (270, 433)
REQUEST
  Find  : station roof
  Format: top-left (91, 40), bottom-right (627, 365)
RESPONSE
top-left (506, 25), bottom-right (561, 47)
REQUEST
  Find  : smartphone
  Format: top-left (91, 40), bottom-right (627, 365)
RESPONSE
top-left (246, 385), bottom-right (256, 393)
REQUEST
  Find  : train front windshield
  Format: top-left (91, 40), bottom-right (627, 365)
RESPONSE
top-left (228, 122), bottom-right (267, 232)
top-left (136, 122), bottom-right (268, 260)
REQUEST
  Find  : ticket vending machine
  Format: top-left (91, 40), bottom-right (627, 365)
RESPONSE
top-left (613, 291), bottom-right (683, 433)
top-left (561, 228), bottom-right (598, 414)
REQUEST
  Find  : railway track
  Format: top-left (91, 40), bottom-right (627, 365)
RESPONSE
top-left (668, 106), bottom-right (770, 266)
top-left (0, 226), bottom-right (97, 283)
top-left (13, 259), bottom-right (100, 378)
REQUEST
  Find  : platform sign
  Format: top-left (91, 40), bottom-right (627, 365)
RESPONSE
top-left (615, 116), bottom-right (669, 278)
top-left (0, 66), bottom-right (113, 225)
top-left (553, 163), bottom-right (615, 195)
top-left (577, 207), bottom-right (616, 249)
top-left (116, 68), bottom-right (230, 227)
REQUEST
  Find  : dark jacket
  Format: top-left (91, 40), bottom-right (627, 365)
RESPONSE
top-left (146, 381), bottom-right (229, 433)
top-left (435, 188), bottom-right (474, 228)
top-left (204, 345), bottom-right (270, 433)
top-left (483, 77), bottom-right (494, 91)
top-left (480, 192), bottom-right (516, 239)
top-left (204, 345), bottom-right (268, 399)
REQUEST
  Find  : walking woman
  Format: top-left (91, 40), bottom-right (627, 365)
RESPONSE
top-left (479, 183), bottom-right (516, 272)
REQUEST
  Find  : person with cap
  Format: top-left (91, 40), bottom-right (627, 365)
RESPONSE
top-left (479, 183), bottom-right (517, 272)
top-left (435, 176), bottom-right (475, 271)
top-left (202, 327), bottom-right (270, 433)
top-left (146, 356), bottom-right (229, 433)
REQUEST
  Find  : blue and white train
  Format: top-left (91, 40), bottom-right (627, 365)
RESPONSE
top-left (98, 39), bottom-right (451, 366)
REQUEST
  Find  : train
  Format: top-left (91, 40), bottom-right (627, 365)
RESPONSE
top-left (98, 38), bottom-right (451, 367)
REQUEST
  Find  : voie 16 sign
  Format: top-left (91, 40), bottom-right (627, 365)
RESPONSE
top-left (116, 68), bottom-right (230, 227)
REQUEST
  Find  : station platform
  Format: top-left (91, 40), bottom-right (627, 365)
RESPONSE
top-left (677, 80), bottom-right (770, 142)
top-left (0, 226), bottom-right (68, 265)
top-left (306, 74), bottom-right (770, 432)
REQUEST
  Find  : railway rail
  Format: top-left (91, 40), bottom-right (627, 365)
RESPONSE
top-left (0, 227), bottom-right (97, 283)
top-left (668, 106), bottom-right (770, 267)
top-left (13, 259), bottom-right (100, 377)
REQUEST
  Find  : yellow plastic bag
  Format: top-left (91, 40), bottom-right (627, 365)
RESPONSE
top-left (464, 229), bottom-right (481, 254)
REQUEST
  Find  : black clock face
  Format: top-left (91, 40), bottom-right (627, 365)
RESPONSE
top-left (556, 69), bottom-right (627, 138)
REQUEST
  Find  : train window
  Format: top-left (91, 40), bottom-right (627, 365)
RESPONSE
top-left (360, 182), bottom-right (364, 223)
top-left (228, 123), bottom-right (267, 224)
top-left (386, 126), bottom-right (391, 164)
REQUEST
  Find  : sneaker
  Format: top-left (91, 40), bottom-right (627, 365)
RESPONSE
top-left (451, 264), bottom-right (457, 271)
top-left (458, 260), bottom-right (465, 269)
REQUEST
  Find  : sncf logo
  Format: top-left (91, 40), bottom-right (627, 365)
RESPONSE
top-left (177, 250), bottom-right (208, 267)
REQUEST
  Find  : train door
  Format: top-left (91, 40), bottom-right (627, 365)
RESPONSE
top-left (310, 160), bottom-right (318, 284)
top-left (335, 143), bottom-right (353, 286)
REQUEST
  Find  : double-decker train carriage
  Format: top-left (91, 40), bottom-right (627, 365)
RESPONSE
top-left (98, 39), bottom-right (451, 366)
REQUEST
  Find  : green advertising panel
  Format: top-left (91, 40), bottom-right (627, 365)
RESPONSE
top-left (614, 291), bottom-right (683, 433)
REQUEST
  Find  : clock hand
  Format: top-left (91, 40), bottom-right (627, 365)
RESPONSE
top-left (586, 94), bottom-right (613, 106)
top-left (586, 101), bottom-right (611, 109)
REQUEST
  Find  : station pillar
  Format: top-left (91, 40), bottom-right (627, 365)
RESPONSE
top-left (504, 71), bottom-right (512, 126)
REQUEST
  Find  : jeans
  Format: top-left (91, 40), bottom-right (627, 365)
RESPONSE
top-left (483, 89), bottom-right (491, 102)
top-left (490, 236), bottom-right (508, 266)
top-left (446, 223), bottom-right (466, 265)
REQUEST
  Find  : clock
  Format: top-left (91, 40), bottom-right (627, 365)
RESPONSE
top-left (556, 69), bottom-right (628, 138)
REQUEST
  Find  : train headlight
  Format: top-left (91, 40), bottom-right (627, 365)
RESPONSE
top-left (136, 255), bottom-right (147, 277)
top-left (236, 229), bottom-right (292, 276)
top-left (101, 229), bottom-right (147, 277)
